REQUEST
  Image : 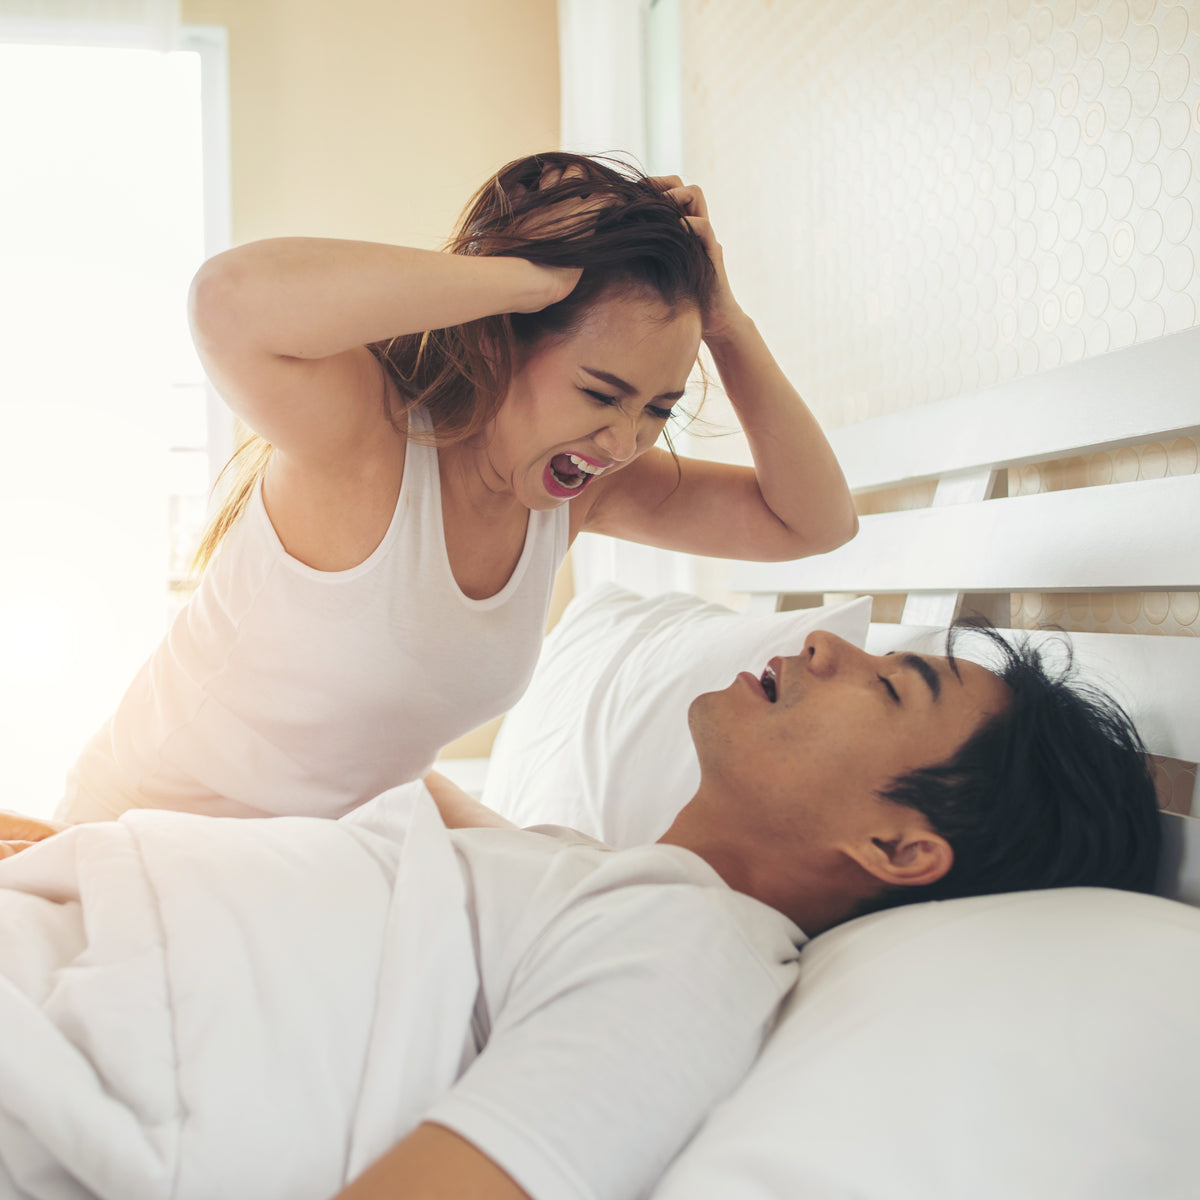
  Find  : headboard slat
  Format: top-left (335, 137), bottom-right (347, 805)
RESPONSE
top-left (828, 326), bottom-right (1200, 493)
top-left (731, 474), bottom-right (1200, 596)
top-left (1160, 812), bottom-right (1200, 906)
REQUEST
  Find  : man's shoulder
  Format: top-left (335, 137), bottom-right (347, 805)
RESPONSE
top-left (544, 840), bottom-right (804, 985)
top-left (452, 824), bottom-right (802, 1001)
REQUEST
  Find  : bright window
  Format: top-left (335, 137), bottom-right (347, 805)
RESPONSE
top-left (0, 37), bottom-right (226, 815)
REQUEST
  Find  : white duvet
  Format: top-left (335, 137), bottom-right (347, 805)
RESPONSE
top-left (0, 787), bottom-right (480, 1200)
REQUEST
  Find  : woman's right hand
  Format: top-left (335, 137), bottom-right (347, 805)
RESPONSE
top-left (519, 261), bottom-right (583, 310)
top-left (508, 161), bottom-right (620, 308)
top-left (515, 162), bottom-right (612, 237)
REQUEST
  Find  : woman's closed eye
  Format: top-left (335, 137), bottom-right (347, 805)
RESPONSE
top-left (579, 389), bottom-right (675, 422)
top-left (877, 674), bottom-right (900, 704)
top-left (581, 387), bottom-right (618, 407)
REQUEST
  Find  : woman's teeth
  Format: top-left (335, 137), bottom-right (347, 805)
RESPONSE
top-left (550, 453), bottom-right (607, 490)
top-left (568, 453), bottom-right (604, 476)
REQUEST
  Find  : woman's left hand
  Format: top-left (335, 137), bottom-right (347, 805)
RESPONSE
top-left (651, 177), bottom-right (746, 341)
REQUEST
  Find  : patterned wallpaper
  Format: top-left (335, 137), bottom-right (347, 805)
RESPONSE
top-left (677, 0), bottom-right (1199, 627)
top-left (676, 0), bottom-right (1200, 806)
top-left (681, 0), bottom-right (1199, 413)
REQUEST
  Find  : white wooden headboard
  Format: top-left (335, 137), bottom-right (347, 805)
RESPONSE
top-left (730, 326), bottom-right (1200, 907)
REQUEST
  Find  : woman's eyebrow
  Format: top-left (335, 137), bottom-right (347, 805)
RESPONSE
top-left (583, 366), bottom-right (686, 402)
top-left (885, 651), bottom-right (942, 701)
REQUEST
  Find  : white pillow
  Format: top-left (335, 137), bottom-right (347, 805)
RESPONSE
top-left (482, 584), bottom-right (871, 846)
top-left (652, 886), bottom-right (1200, 1200)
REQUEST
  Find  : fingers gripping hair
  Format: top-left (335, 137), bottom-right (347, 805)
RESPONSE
top-left (453, 151), bottom-right (716, 302)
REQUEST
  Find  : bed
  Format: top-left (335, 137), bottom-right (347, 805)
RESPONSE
top-left (474, 325), bottom-right (1200, 1199)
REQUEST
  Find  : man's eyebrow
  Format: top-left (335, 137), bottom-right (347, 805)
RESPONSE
top-left (583, 367), bottom-right (686, 402)
top-left (885, 651), bottom-right (942, 701)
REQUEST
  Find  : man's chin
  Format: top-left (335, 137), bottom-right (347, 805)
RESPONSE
top-left (686, 690), bottom-right (722, 741)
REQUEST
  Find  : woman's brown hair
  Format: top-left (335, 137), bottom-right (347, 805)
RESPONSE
top-left (192, 152), bottom-right (716, 573)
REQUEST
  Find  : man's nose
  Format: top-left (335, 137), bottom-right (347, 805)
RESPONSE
top-left (800, 630), bottom-right (872, 678)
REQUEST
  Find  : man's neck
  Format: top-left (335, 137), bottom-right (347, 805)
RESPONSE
top-left (658, 815), bottom-right (757, 900)
top-left (658, 793), bottom-right (873, 936)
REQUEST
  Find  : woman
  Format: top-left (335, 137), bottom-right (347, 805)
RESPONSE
top-left (53, 151), bottom-right (856, 824)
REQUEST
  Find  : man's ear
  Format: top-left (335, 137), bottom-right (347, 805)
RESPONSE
top-left (845, 828), bottom-right (953, 890)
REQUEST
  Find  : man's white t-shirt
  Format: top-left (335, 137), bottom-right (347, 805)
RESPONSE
top-left (0, 785), bottom-right (801, 1200)
top-left (431, 820), bottom-right (804, 1200)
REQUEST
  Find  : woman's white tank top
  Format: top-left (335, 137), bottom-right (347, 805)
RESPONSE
top-left (60, 411), bottom-right (569, 821)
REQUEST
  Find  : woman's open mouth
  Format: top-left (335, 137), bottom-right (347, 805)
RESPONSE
top-left (544, 452), bottom-right (609, 499)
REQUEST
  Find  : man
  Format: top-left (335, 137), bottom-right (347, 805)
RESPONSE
top-left (662, 624), bottom-right (1161, 927)
top-left (0, 628), bottom-right (1161, 1200)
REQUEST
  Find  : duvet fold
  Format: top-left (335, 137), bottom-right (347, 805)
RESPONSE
top-left (0, 786), bottom-right (479, 1200)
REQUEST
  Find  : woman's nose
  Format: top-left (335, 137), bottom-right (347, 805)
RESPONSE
top-left (594, 410), bottom-right (641, 462)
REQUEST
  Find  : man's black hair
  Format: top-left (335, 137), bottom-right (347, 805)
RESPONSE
top-left (869, 620), bottom-right (1161, 910)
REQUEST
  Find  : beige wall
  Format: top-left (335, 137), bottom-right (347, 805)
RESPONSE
top-left (180, 0), bottom-right (562, 759)
top-left (182, 0), bottom-right (560, 247)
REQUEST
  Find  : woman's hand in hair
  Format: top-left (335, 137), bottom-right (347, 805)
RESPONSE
top-left (650, 177), bottom-right (746, 342)
top-left (517, 260), bottom-right (583, 310)
top-left (507, 166), bottom-right (585, 305)
top-left (505, 162), bottom-right (614, 305)
top-left (531, 161), bottom-right (616, 229)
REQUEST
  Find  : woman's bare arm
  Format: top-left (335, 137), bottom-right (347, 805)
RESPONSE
top-left (187, 239), bottom-right (571, 467)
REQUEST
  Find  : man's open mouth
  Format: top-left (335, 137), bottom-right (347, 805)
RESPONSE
top-left (761, 665), bottom-right (777, 702)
